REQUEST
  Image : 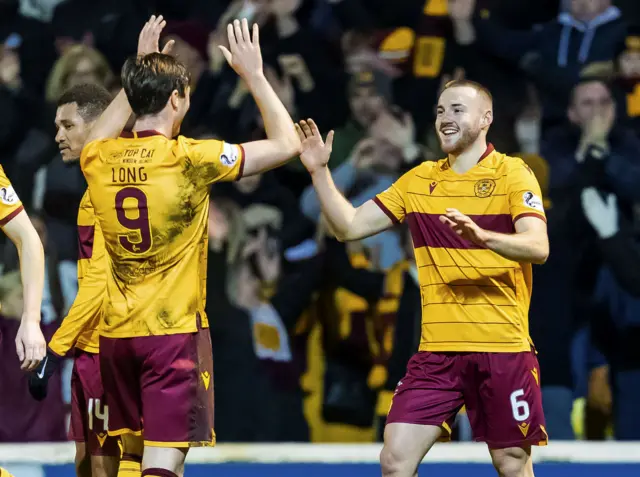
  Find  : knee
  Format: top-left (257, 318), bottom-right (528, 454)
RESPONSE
top-left (380, 444), bottom-right (411, 477)
top-left (492, 453), bottom-right (528, 477)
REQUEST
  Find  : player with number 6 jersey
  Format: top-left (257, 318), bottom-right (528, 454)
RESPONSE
top-left (296, 79), bottom-right (549, 477)
top-left (80, 15), bottom-right (301, 476)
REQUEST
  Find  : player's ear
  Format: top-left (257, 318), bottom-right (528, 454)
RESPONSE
top-left (481, 109), bottom-right (493, 129)
top-left (169, 89), bottom-right (180, 111)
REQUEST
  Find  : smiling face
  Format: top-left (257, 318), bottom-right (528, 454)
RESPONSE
top-left (435, 85), bottom-right (492, 155)
top-left (54, 102), bottom-right (93, 162)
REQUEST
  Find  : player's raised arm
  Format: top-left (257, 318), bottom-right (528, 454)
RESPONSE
top-left (219, 19), bottom-right (301, 175)
top-left (83, 15), bottom-right (175, 147)
top-left (296, 119), bottom-right (394, 242)
top-left (3, 210), bottom-right (46, 370)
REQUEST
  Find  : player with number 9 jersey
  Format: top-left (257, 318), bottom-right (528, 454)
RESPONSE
top-left (82, 132), bottom-right (243, 338)
top-left (81, 131), bottom-right (244, 446)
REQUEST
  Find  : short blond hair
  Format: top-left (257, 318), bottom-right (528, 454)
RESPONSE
top-left (441, 79), bottom-right (493, 107)
top-left (46, 45), bottom-right (114, 103)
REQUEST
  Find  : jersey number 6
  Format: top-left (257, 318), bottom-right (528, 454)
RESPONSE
top-left (115, 187), bottom-right (152, 254)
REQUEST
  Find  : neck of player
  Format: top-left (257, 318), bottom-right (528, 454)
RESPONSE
top-left (133, 115), bottom-right (172, 138)
top-left (448, 136), bottom-right (488, 174)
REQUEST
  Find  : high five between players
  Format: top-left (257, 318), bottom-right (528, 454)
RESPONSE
top-left (297, 80), bottom-right (548, 477)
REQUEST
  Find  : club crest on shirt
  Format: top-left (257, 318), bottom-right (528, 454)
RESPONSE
top-left (219, 142), bottom-right (238, 167)
top-left (0, 186), bottom-right (18, 205)
top-left (474, 179), bottom-right (496, 198)
top-left (523, 191), bottom-right (543, 211)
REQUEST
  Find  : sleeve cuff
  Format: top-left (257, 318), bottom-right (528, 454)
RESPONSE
top-left (0, 205), bottom-right (24, 227)
top-left (513, 211), bottom-right (546, 224)
top-left (373, 197), bottom-right (400, 224)
top-left (235, 144), bottom-right (246, 181)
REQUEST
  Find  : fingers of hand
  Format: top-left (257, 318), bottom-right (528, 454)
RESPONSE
top-left (227, 23), bottom-right (237, 50)
top-left (233, 20), bottom-right (243, 47)
top-left (162, 39), bottom-right (175, 54)
top-left (295, 123), bottom-right (306, 141)
top-left (252, 23), bottom-right (259, 46)
top-left (308, 119), bottom-right (321, 137)
top-left (241, 18), bottom-right (251, 44)
top-left (218, 45), bottom-right (232, 64)
top-left (325, 130), bottom-right (335, 150)
top-left (300, 120), bottom-right (313, 138)
top-left (15, 338), bottom-right (24, 361)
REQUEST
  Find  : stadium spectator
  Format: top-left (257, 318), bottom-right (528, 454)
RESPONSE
top-left (471, 0), bottom-right (627, 132)
top-left (45, 45), bottom-right (116, 103)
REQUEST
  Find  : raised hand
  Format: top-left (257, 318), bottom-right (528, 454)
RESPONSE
top-left (137, 15), bottom-right (175, 57)
top-left (439, 208), bottom-right (489, 246)
top-left (218, 18), bottom-right (263, 79)
top-left (295, 119), bottom-right (335, 175)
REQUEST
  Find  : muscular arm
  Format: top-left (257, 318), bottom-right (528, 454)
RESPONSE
top-left (310, 167), bottom-right (393, 241)
top-left (3, 210), bottom-right (45, 320)
top-left (482, 216), bottom-right (549, 264)
top-left (240, 73), bottom-right (301, 176)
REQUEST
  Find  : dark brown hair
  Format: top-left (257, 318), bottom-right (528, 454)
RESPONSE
top-left (121, 53), bottom-right (191, 117)
top-left (57, 83), bottom-right (113, 121)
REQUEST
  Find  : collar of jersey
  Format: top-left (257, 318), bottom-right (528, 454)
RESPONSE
top-left (441, 142), bottom-right (495, 172)
top-left (119, 130), bottom-right (165, 138)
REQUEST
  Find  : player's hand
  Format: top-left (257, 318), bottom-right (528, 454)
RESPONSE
top-left (15, 317), bottom-right (46, 371)
top-left (28, 347), bottom-right (61, 401)
top-left (218, 19), bottom-right (263, 80)
top-left (448, 0), bottom-right (476, 22)
top-left (439, 208), bottom-right (489, 246)
top-left (296, 119), bottom-right (335, 175)
top-left (137, 15), bottom-right (175, 57)
top-left (580, 187), bottom-right (618, 239)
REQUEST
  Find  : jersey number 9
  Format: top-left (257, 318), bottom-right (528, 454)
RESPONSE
top-left (115, 187), bottom-right (152, 254)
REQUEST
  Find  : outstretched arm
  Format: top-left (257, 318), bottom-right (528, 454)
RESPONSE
top-left (219, 19), bottom-right (301, 175)
top-left (83, 15), bottom-right (174, 147)
top-left (296, 119), bottom-right (393, 241)
top-left (3, 210), bottom-right (46, 370)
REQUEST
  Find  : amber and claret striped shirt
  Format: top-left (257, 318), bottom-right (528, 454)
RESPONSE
top-left (374, 145), bottom-right (546, 353)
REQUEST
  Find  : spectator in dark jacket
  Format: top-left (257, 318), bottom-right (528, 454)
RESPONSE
top-left (470, 0), bottom-right (627, 131)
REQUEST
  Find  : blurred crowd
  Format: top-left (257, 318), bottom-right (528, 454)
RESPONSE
top-left (1, 0), bottom-right (640, 445)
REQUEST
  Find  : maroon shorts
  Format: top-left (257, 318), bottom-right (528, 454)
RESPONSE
top-left (99, 327), bottom-right (215, 448)
top-left (68, 349), bottom-right (120, 456)
top-left (387, 350), bottom-right (548, 449)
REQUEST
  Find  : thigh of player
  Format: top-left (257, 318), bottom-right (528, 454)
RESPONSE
top-left (383, 352), bottom-right (465, 472)
top-left (139, 328), bottom-right (215, 449)
top-left (99, 336), bottom-right (143, 438)
top-left (469, 350), bottom-right (548, 450)
top-left (70, 350), bottom-right (121, 457)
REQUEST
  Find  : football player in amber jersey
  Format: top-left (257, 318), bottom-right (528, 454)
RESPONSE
top-left (296, 79), bottom-right (549, 477)
top-left (28, 19), bottom-right (176, 477)
top-left (0, 171), bottom-right (45, 370)
top-left (79, 15), bottom-right (301, 477)
top-left (29, 84), bottom-right (142, 477)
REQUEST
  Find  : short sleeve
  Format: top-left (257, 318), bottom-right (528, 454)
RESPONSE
top-left (79, 139), bottom-right (107, 171)
top-left (183, 138), bottom-right (245, 184)
top-left (373, 169), bottom-right (414, 224)
top-left (508, 159), bottom-right (546, 223)
top-left (0, 166), bottom-right (23, 227)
